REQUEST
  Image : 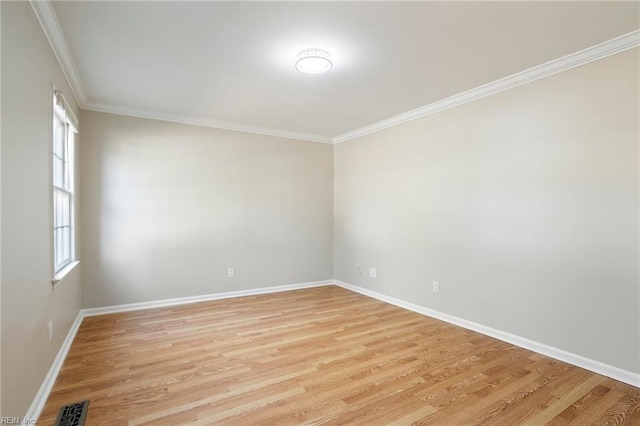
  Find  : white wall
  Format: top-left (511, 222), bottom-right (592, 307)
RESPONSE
top-left (334, 49), bottom-right (639, 374)
top-left (1, 2), bottom-right (82, 417)
top-left (80, 111), bottom-right (333, 308)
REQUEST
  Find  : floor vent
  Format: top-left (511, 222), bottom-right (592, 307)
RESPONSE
top-left (54, 400), bottom-right (89, 426)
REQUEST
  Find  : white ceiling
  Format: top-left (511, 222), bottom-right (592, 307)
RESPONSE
top-left (50, 1), bottom-right (639, 141)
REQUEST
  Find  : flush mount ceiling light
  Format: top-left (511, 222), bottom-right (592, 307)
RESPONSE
top-left (295, 48), bottom-right (333, 74)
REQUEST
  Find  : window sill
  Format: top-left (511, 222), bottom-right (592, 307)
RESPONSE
top-left (52, 260), bottom-right (80, 288)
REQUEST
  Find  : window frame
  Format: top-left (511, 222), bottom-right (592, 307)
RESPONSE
top-left (51, 87), bottom-right (79, 284)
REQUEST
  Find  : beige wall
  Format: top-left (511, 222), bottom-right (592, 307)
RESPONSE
top-left (334, 49), bottom-right (640, 373)
top-left (0, 0), bottom-right (3, 414)
top-left (80, 111), bottom-right (333, 308)
top-left (1, 2), bottom-right (82, 417)
top-left (1, 0), bottom-right (637, 415)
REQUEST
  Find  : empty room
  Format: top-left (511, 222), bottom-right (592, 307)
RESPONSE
top-left (1, 1), bottom-right (639, 425)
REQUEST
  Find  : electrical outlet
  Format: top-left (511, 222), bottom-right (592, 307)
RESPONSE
top-left (47, 321), bottom-right (53, 342)
top-left (432, 281), bottom-right (440, 293)
top-left (227, 267), bottom-right (234, 278)
top-left (369, 268), bottom-right (377, 278)
top-left (356, 267), bottom-right (362, 275)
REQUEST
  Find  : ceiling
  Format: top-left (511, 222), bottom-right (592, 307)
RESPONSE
top-left (49, 1), bottom-right (639, 142)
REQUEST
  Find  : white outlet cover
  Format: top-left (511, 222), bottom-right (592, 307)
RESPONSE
top-left (47, 321), bottom-right (53, 342)
top-left (432, 281), bottom-right (440, 293)
top-left (227, 267), bottom-right (234, 278)
top-left (369, 268), bottom-right (377, 278)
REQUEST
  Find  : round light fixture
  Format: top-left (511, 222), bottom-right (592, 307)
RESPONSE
top-left (295, 48), bottom-right (333, 74)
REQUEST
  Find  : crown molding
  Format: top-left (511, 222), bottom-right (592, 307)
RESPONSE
top-left (28, 0), bottom-right (87, 106)
top-left (27, 0), bottom-right (638, 145)
top-left (83, 102), bottom-right (334, 144)
top-left (333, 30), bottom-right (640, 144)
top-left (27, 0), bottom-right (332, 144)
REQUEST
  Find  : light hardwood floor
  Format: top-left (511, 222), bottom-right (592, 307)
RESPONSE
top-left (38, 286), bottom-right (639, 425)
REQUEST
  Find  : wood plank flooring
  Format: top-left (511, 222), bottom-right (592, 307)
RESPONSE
top-left (38, 286), bottom-right (639, 425)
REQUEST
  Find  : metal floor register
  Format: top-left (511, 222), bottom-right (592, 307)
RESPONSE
top-left (54, 400), bottom-right (89, 426)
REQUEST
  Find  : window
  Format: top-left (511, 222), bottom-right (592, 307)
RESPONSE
top-left (52, 90), bottom-right (78, 275)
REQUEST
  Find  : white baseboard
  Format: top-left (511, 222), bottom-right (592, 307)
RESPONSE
top-left (24, 279), bottom-right (333, 424)
top-left (22, 311), bottom-right (84, 425)
top-left (81, 280), bottom-right (333, 317)
top-left (333, 280), bottom-right (640, 388)
top-left (24, 278), bottom-right (638, 424)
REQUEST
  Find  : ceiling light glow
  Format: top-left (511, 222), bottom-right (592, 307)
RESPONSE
top-left (295, 48), bottom-right (333, 74)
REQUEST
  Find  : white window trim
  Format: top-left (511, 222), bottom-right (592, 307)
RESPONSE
top-left (52, 260), bottom-right (80, 287)
top-left (50, 85), bottom-right (79, 287)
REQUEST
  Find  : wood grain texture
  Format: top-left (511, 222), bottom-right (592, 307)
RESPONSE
top-left (37, 286), bottom-right (639, 425)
